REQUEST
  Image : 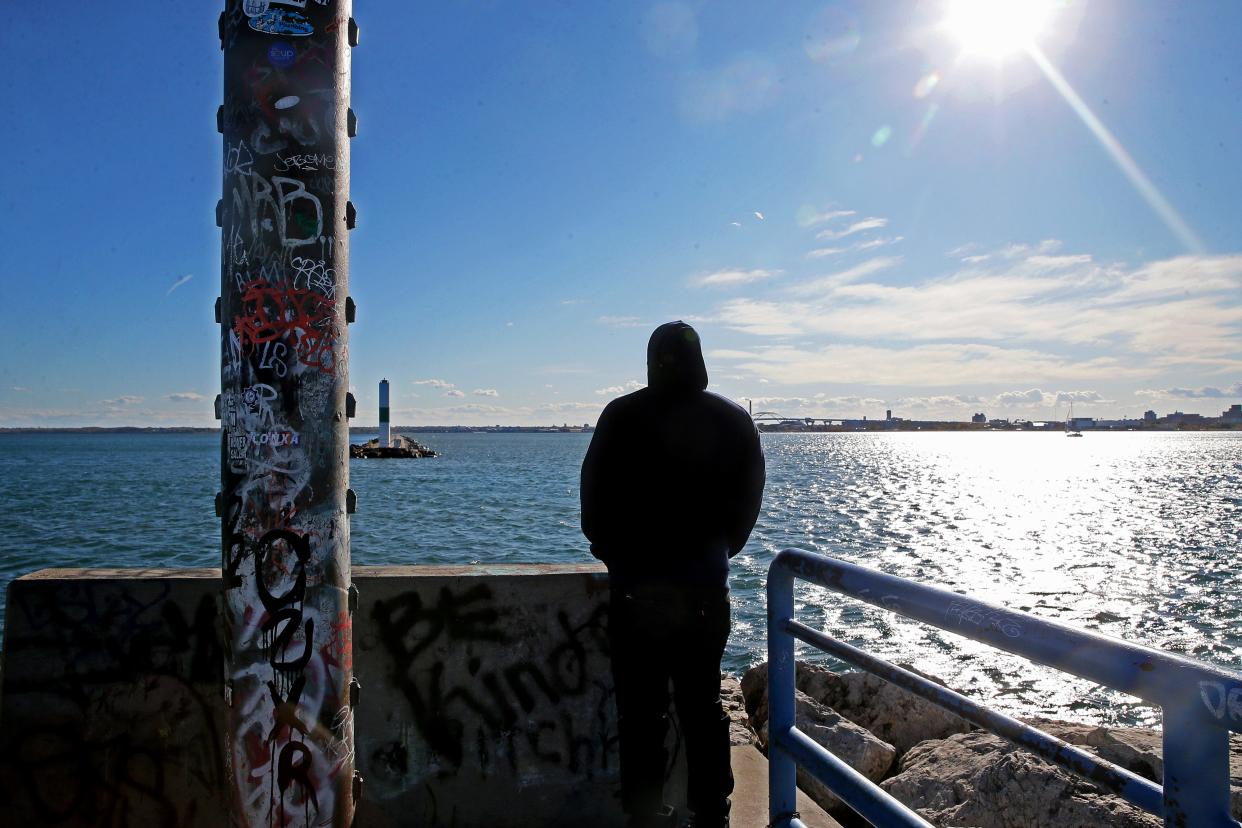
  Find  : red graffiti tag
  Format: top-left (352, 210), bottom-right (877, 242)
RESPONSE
top-left (234, 280), bottom-right (336, 375)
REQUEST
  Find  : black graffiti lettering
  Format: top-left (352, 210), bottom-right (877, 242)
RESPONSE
top-left (267, 675), bottom-right (309, 742)
top-left (372, 586), bottom-right (617, 776)
top-left (264, 608), bottom-right (314, 673)
top-left (277, 741), bottom-right (318, 812)
top-left (254, 529), bottom-right (310, 614)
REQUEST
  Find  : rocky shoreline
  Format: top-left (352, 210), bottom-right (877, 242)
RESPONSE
top-left (723, 661), bottom-right (1242, 827)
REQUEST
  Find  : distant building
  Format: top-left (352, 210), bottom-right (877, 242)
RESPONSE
top-left (1143, 410), bottom-right (1157, 422)
top-left (886, 409), bottom-right (892, 420)
top-left (971, 412), bottom-right (986, 424)
top-left (1163, 411), bottom-right (1205, 427)
top-left (1223, 404), bottom-right (1242, 424)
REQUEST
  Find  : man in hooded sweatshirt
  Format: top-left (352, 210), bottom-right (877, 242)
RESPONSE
top-left (581, 321), bottom-right (765, 828)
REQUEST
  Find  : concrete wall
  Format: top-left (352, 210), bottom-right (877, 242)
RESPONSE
top-left (0, 564), bottom-right (658, 828)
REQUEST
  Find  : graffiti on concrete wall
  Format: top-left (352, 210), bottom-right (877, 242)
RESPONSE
top-left (0, 583), bottom-right (225, 827)
top-left (369, 584), bottom-right (619, 783)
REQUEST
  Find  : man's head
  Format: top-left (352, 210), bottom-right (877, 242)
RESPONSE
top-left (646, 321), bottom-right (709, 392)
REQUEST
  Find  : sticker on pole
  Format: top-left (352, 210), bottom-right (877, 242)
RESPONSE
top-left (249, 9), bottom-right (313, 37)
top-left (242, 0), bottom-right (270, 16)
top-left (268, 42), bottom-right (298, 68)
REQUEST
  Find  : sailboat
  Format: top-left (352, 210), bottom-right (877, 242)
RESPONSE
top-left (1065, 401), bottom-right (1083, 437)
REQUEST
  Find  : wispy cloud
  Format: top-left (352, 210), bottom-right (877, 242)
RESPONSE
top-left (10, 386), bottom-right (30, 393)
top-left (165, 274), bottom-right (193, 296)
top-left (444, 389), bottom-right (465, 398)
top-left (806, 237), bottom-right (903, 260)
top-left (816, 217), bottom-right (888, 241)
top-left (414, 379), bottom-right (455, 389)
top-left (694, 268), bottom-right (782, 288)
top-left (787, 256), bottom-right (903, 296)
top-left (168, 391), bottom-right (206, 402)
top-left (472, 388), bottom-right (499, 397)
top-left (753, 211), bottom-right (765, 221)
top-left (714, 342), bottom-right (1131, 387)
top-left (797, 207), bottom-right (856, 228)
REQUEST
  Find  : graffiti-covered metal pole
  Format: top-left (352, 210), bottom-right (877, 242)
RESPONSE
top-left (217, 0), bottom-right (358, 825)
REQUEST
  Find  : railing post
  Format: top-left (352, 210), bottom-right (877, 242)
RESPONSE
top-left (218, 1), bottom-right (357, 825)
top-left (768, 557), bottom-right (798, 828)
top-left (1161, 700), bottom-right (1240, 827)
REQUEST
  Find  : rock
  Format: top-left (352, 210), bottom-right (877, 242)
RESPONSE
top-left (797, 662), bottom-right (973, 757)
top-left (720, 674), bottom-right (757, 746)
top-left (882, 730), bottom-right (1161, 827)
top-left (1079, 724), bottom-right (1241, 820)
top-left (740, 660), bottom-right (972, 757)
top-left (740, 662), bottom-right (769, 727)
top-left (759, 690), bottom-right (895, 814)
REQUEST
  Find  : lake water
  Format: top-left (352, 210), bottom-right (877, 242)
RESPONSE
top-left (1, 430), bottom-right (1238, 727)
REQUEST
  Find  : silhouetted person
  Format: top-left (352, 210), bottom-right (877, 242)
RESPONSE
top-left (581, 321), bottom-right (765, 828)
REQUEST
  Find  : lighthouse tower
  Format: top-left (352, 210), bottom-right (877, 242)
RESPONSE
top-left (379, 378), bottom-right (391, 447)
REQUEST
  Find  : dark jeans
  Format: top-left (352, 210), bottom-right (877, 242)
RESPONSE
top-left (609, 583), bottom-right (734, 821)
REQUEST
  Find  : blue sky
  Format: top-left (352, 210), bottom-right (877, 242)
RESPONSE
top-left (1, 1), bottom-right (1240, 426)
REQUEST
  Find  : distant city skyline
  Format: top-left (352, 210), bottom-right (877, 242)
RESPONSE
top-left (1, 2), bottom-right (1239, 427)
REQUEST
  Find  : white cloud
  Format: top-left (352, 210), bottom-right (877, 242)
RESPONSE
top-left (806, 247), bottom-right (845, 259)
top-left (168, 391), bottom-right (206, 402)
top-left (806, 237), bottom-right (903, 260)
top-left (595, 380), bottom-right (645, 396)
top-left (10, 387), bottom-right (30, 393)
top-left (788, 256), bottom-right (903, 296)
top-left (444, 389), bottom-right (465, 398)
top-left (816, 217), bottom-right (888, 240)
top-left (597, 315), bottom-right (646, 328)
top-left (1054, 389), bottom-right (1111, 404)
top-left (854, 236), bottom-right (904, 251)
top-left (730, 343), bottom-right (1132, 387)
top-left (711, 251), bottom-right (1242, 378)
top-left (415, 378), bottom-right (455, 389)
top-left (996, 388), bottom-right (1048, 406)
top-left (797, 207), bottom-right (856, 228)
top-left (694, 268), bottom-right (782, 288)
top-left (165, 274), bottom-right (193, 296)
top-left (101, 395), bottom-right (144, 406)
top-left (1136, 382), bottom-right (1242, 399)
top-left (895, 394), bottom-right (986, 409)
top-left (472, 389), bottom-right (499, 397)
top-left (538, 401), bottom-right (606, 413)
top-left (754, 211), bottom-right (765, 221)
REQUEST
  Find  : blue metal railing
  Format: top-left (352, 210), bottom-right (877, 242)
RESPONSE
top-left (766, 548), bottom-right (1242, 828)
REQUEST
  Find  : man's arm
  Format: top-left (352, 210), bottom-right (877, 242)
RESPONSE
top-left (580, 402), bottom-right (616, 561)
top-left (726, 419), bottom-right (765, 557)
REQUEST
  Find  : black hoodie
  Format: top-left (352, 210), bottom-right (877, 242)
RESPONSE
top-left (580, 322), bottom-right (765, 589)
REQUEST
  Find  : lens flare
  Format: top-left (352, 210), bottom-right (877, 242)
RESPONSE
top-left (1026, 45), bottom-right (1204, 253)
top-left (913, 71), bottom-right (941, 99)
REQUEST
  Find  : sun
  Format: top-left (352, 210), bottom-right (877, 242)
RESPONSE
top-left (944, 0), bottom-right (1057, 61)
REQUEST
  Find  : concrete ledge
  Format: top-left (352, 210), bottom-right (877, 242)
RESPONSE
top-left (0, 564), bottom-right (664, 827)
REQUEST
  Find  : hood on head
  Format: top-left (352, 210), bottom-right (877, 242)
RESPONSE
top-left (647, 321), bottom-right (708, 391)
